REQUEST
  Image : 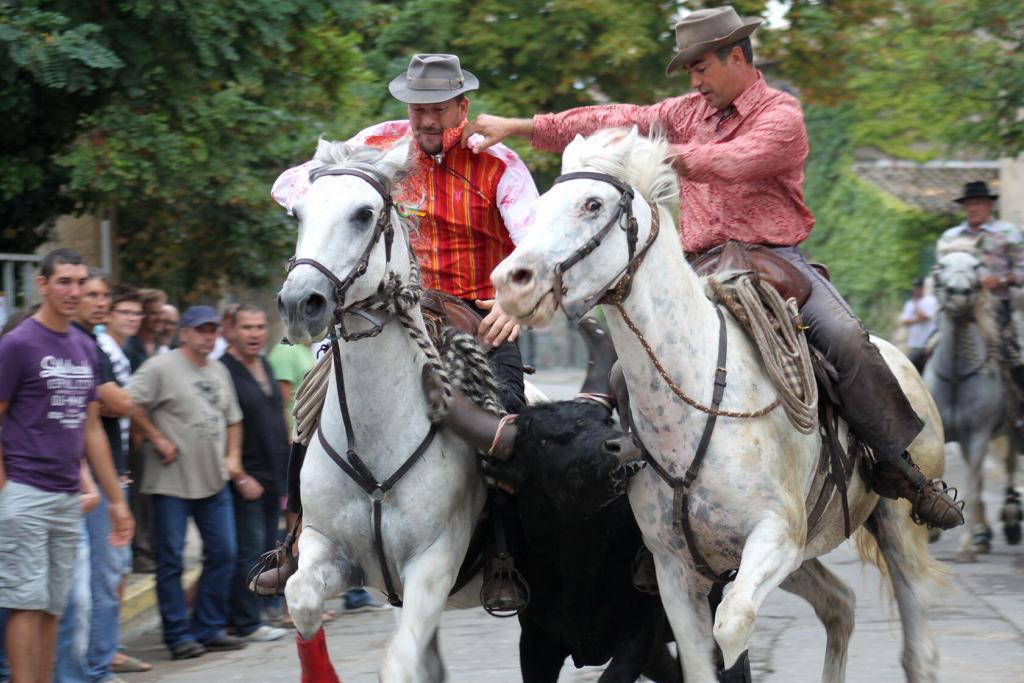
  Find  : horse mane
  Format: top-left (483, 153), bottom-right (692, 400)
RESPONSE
top-left (562, 128), bottom-right (680, 214)
top-left (309, 137), bottom-right (419, 236)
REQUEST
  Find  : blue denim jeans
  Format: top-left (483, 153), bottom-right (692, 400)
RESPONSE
top-left (228, 488), bottom-right (281, 636)
top-left (152, 487), bottom-right (237, 648)
top-left (81, 487), bottom-right (125, 681)
top-left (54, 520), bottom-right (90, 683)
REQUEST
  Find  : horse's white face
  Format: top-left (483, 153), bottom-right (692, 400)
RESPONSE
top-left (278, 141), bottom-right (410, 344)
top-left (492, 136), bottom-right (653, 327)
top-left (933, 250), bottom-right (983, 318)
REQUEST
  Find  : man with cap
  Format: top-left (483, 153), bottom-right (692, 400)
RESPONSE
top-left (937, 180), bottom-right (1024, 390)
top-left (461, 5), bottom-right (963, 530)
top-left (129, 305), bottom-right (247, 659)
top-left (263, 54), bottom-right (540, 613)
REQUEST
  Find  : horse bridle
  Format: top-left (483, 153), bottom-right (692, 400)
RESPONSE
top-left (284, 167), bottom-right (440, 607)
top-left (548, 171), bottom-right (660, 322)
top-left (286, 167), bottom-right (397, 341)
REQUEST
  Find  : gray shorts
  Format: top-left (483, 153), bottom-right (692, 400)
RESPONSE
top-left (0, 480), bottom-right (81, 615)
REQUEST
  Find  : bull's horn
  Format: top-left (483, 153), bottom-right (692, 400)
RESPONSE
top-left (422, 367), bottom-right (518, 460)
top-left (577, 315), bottom-right (618, 400)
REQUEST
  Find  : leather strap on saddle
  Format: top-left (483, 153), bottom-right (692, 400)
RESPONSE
top-left (421, 290), bottom-right (487, 348)
top-left (689, 241), bottom-right (813, 307)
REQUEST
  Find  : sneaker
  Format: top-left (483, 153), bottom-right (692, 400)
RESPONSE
top-left (343, 589), bottom-right (389, 613)
top-left (243, 624), bottom-right (288, 642)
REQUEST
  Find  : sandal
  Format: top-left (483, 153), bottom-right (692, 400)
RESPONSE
top-left (112, 654), bottom-right (154, 673)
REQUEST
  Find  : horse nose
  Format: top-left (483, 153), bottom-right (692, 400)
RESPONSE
top-left (302, 293), bottom-right (327, 322)
top-left (511, 268), bottom-right (534, 288)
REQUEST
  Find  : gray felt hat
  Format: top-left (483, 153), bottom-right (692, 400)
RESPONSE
top-left (388, 54), bottom-right (480, 104)
top-left (665, 6), bottom-right (762, 75)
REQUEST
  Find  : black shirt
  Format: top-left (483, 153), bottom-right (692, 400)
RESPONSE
top-left (73, 322), bottom-right (125, 473)
top-left (219, 353), bottom-right (289, 494)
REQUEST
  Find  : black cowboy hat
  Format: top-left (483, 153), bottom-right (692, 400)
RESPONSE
top-left (954, 180), bottom-right (998, 204)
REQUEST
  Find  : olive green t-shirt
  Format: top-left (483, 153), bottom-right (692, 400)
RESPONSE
top-left (267, 342), bottom-right (314, 435)
top-left (131, 349), bottom-right (242, 499)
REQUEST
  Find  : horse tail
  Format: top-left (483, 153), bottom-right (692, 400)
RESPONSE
top-left (851, 498), bottom-right (950, 605)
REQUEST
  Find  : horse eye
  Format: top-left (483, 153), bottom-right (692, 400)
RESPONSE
top-left (584, 198), bottom-right (603, 213)
top-left (355, 207), bottom-right (374, 223)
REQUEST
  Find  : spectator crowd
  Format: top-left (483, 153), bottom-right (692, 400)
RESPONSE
top-left (0, 248), bottom-right (384, 683)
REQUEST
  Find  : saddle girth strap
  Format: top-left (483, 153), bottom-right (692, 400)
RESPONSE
top-left (642, 307), bottom-right (736, 584)
top-left (316, 337), bottom-right (439, 606)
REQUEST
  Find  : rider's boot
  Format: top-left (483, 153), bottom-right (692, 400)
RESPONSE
top-left (249, 515), bottom-right (301, 597)
top-left (870, 450), bottom-right (964, 530)
top-left (296, 628), bottom-right (342, 683)
top-left (479, 493), bottom-right (530, 616)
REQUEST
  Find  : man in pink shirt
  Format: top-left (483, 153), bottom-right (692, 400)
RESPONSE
top-left (463, 6), bottom-right (962, 529)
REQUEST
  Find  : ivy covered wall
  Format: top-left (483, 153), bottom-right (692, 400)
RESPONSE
top-left (800, 106), bottom-right (952, 337)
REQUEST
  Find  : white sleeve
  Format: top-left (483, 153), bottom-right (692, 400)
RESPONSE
top-left (482, 141), bottom-right (539, 245)
top-left (271, 121), bottom-right (413, 214)
top-left (899, 300), bottom-right (915, 323)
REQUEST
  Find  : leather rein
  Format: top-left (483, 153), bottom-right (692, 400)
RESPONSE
top-left (286, 167), bottom-right (436, 606)
top-left (550, 170), bottom-right (754, 584)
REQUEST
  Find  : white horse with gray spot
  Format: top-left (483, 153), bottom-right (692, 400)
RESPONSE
top-left (491, 128), bottom-right (949, 683)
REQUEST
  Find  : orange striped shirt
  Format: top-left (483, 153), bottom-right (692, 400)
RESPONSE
top-left (272, 122), bottom-right (538, 302)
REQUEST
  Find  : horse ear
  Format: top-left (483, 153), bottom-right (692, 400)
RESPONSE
top-left (377, 139), bottom-right (413, 183)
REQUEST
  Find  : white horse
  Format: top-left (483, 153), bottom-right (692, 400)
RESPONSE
top-left (491, 129), bottom-right (948, 682)
top-left (277, 138), bottom-right (485, 682)
top-left (925, 251), bottom-right (1021, 560)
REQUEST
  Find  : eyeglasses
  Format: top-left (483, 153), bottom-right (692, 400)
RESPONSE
top-left (112, 309), bottom-right (144, 317)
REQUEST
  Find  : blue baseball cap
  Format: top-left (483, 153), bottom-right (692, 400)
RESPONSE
top-left (180, 305), bottom-right (219, 329)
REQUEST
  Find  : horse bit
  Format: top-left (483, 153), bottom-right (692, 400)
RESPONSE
top-left (285, 167), bottom-right (436, 606)
top-left (550, 170), bottom-right (736, 584)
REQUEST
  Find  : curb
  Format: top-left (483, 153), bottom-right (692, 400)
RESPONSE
top-left (120, 567), bottom-right (202, 626)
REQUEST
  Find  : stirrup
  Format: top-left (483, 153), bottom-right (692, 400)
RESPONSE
top-left (480, 553), bottom-right (530, 618)
top-left (909, 478), bottom-right (965, 530)
top-left (248, 544), bottom-right (297, 597)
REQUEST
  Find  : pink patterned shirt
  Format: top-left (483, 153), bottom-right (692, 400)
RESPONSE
top-left (531, 73), bottom-right (814, 253)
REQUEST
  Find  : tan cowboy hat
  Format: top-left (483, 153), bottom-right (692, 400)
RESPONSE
top-left (388, 54), bottom-right (479, 104)
top-left (665, 6), bottom-right (762, 75)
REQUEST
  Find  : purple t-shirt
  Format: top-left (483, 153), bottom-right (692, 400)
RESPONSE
top-left (0, 318), bottom-right (99, 493)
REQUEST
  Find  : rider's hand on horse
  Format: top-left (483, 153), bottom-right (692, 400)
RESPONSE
top-left (153, 434), bottom-right (178, 465)
top-left (476, 299), bottom-right (521, 349)
top-left (981, 274), bottom-right (1001, 289)
top-left (461, 115), bottom-right (534, 154)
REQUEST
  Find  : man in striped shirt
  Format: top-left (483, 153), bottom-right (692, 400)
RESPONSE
top-left (272, 53), bottom-right (539, 413)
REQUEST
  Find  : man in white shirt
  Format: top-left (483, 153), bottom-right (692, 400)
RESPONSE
top-left (900, 277), bottom-right (938, 373)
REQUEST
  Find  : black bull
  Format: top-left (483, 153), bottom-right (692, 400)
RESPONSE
top-left (486, 398), bottom-right (681, 683)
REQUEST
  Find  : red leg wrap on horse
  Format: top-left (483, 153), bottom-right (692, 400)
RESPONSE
top-left (296, 628), bottom-right (341, 683)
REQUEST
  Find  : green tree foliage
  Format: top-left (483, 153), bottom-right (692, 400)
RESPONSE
top-left (801, 106), bottom-right (950, 335)
top-left (1, 0), bottom-right (373, 298)
top-left (764, 0), bottom-right (1024, 158)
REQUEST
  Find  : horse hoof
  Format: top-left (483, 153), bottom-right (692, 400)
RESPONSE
top-left (1001, 499), bottom-right (1022, 545)
top-left (1005, 523), bottom-right (1022, 545)
top-left (955, 549), bottom-right (977, 563)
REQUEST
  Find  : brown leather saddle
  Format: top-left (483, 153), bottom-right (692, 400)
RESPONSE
top-left (421, 290), bottom-right (487, 347)
top-left (688, 240), bottom-right (813, 306)
top-left (688, 241), bottom-right (859, 540)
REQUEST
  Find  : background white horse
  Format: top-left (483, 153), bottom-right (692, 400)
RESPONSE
top-left (925, 251), bottom-right (1021, 560)
top-left (278, 139), bottom-right (486, 682)
top-left (491, 129), bottom-right (948, 683)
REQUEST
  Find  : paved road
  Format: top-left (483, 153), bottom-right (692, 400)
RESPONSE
top-left (120, 369), bottom-right (1024, 682)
